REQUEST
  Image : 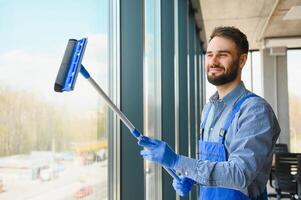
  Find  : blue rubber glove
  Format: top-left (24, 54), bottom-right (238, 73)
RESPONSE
top-left (172, 176), bottom-right (195, 196)
top-left (138, 136), bottom-right (179, 169)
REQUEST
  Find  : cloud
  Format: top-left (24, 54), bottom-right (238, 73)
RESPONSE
top-left (0, 33), bottom-right (109, 113)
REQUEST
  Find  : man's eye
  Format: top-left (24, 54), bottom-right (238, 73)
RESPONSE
top-left (206, 54), bottom-right (213, 57)
top-left (219, 54), bottom-right (227, 57)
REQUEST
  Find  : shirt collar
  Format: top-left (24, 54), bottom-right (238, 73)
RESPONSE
top-left (209, 82), bottom-right (247, 106)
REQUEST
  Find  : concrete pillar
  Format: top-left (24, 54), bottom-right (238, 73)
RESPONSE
top-left (261, 48), bottom-right (290, 146)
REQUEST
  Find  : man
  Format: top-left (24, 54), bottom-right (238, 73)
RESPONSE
top-left (138, 26), bottom-right (280, 200)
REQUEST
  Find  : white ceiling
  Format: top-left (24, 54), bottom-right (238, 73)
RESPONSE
top-left (194, 0), bottom-right (301, 50)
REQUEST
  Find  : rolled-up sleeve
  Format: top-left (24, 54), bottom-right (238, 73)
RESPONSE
top-left (174, 100), bottom-right (280, 190)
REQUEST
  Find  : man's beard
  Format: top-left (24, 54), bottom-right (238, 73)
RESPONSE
top-left (207, 59), bottom-right (240, 86)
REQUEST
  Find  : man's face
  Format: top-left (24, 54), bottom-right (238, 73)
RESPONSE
top-left (205, 36), bottom-right (242, 86)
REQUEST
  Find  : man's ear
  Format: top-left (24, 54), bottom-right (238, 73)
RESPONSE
top-left (239, 53), bottom-right (248, 69)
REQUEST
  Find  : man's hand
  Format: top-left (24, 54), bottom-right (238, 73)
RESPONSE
top-left (138, 136), bottom-right (179, 169)
top-left (172, 176), bottom-right (195, 196)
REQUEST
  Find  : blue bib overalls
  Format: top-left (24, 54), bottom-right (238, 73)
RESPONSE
top-left (198, 94), bottom-right (268, 200)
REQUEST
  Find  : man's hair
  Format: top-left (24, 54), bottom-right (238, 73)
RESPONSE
top-left (209, 26), bottom-right (249, 55)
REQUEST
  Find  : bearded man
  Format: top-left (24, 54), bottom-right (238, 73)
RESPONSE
top-left (138, 26), bottom-right (280, 200)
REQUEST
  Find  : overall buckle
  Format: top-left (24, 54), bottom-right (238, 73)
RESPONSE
top-left (219, 128), bottom-right (226, 137)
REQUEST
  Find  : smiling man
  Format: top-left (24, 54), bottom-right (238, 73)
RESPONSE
top-left (138, 26), bottom-right (281, 200)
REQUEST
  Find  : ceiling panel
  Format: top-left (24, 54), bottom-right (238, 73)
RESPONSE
top-left (263, 0), bottom-right (301, 38)
top-left (196, 0), bottom-right (301, 49)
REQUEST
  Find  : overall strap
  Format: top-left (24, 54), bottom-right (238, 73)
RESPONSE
top-left (200, 103), bottom-right (212, 140)
top-left (218, 93), bottom-right (258, 144)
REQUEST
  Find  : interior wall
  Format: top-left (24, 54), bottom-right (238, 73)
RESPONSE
top-left (261, 48), bottom-right (290, 147)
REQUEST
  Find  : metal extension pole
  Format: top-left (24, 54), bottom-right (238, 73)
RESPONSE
top-left (88, 77), bottom-right (136, 133)
top-left (80, 66), bottom-right (180, 181)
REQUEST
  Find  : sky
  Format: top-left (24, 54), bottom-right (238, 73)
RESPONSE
top-left (0, 0), bottom-right (108, 53)
top-left (0, 0), bottom-right (109, 114)
top-left (0, 0), bottom-right (300, 115)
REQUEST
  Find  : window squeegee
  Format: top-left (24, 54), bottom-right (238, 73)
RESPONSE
top-left (54, 38), bottom-right (180, 182)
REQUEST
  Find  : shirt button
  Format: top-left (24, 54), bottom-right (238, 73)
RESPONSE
top-left (210, 127), bottom-right (213, 131)
top-left (185, 171), bottom-right (188, 176)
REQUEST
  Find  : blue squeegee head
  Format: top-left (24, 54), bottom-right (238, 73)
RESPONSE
top-left (62, 38), bottom-right (87, 92)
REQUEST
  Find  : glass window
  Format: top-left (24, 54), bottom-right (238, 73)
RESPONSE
top-left (251, 51), bottom-right (263, 97)
top-left (143, 0), bottom-right (162, 199)
top-left (0, 1), bottom-right (109, 199)
top-left (205, 73), bottom-right (216, 102)
top-left (287, 49), bottom-right (301, 152)
top-left (242, 52), bottom-right (252, 90)
top-left (242, 51), bottom-right (263, 96)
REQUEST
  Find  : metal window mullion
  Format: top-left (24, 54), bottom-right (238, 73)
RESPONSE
top-left (161, 0), bottom-right (176, 199)
top-left (120, 0), bottom-right (144, 199)
top-left (174, 1), bottom-right (180, 200)
top-left (154, 0), bottom-right (163, 199)
top-left (187, 26), bottom-right (191, 159)
top-left (108, 0), bottom-right (120, 199)
top-left (178, 1), bottom-right (189, 199)
top-left (250, 52), bottom-right (253, 91)
top-left (174, 0), bottom-right (180, 156)
top-left (194, 34), bottom-right (198, 159)
top-left (188, 6), bottom-right (197, 200)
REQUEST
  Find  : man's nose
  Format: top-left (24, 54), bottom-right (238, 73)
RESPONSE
top-left (208, 55), bottom-right (219, 66)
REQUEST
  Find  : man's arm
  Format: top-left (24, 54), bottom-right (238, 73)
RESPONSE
top-left (174, 100), bottom-right (280, 190)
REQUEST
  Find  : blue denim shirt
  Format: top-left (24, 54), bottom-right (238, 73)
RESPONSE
top-left (174, 82), bottom-right (280, 198)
